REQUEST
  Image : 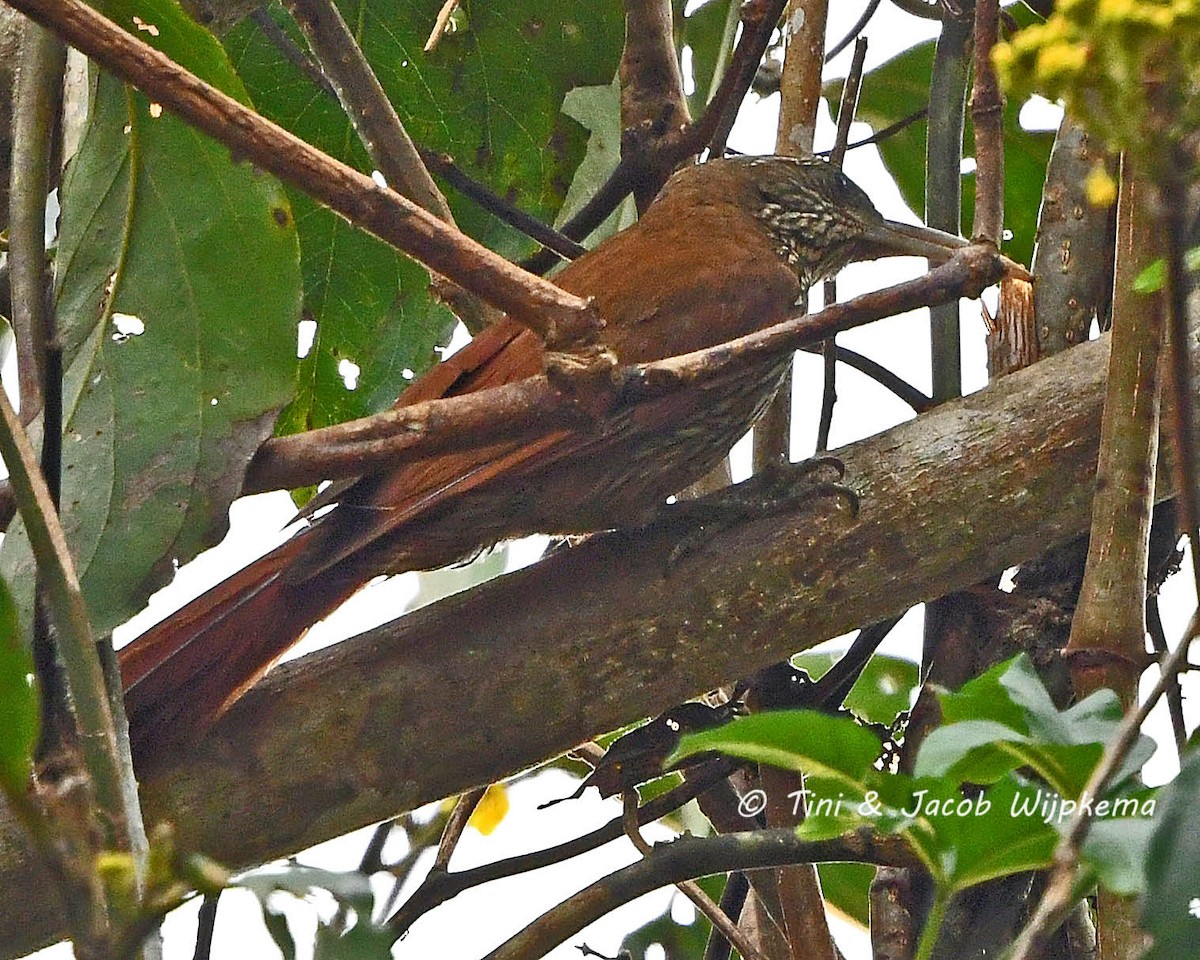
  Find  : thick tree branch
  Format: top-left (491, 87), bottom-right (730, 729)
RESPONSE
top-left (0, 315), bottom-right (1190, 956)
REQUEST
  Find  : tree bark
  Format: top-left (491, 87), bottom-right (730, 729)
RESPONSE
top-left (0, 324), bottom-right (1171, 956)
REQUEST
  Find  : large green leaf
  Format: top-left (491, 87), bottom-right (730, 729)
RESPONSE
top-left (1142, 750), bottom-right (1200, 958)
top-left (226, 0), bottom-right (624, 432)
top-left (919, 656), bottom-right (1155, 798)
top-left (1, 0), bottom-right (302, 634)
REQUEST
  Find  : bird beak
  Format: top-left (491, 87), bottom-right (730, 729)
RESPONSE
top-left (859, 218), bottom-right (970, 263)
top-left (860, 219), bottom-right (1033, 281)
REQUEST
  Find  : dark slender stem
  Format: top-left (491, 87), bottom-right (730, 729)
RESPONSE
top-left (522, 156), bottom-right (642, 274)
top-left (698, 0), bottom-right (790, 157)
top-left (817, 37), bottom-right (867, 452)
top-left (390, 760), bottom-right (739, 936)
top-left (703, 872), bottom-right (750, 960)
top-left (826, 0), bottom-right (882, 62)
top-left (817, 334), bottom-right (837, 451)
top-left (1146, 596), bottom-right (1188, 754)
top-left (249, 8), bottom-right (335, 96)
top-left (818, 107), bottom-right (928, 158)
top-left (191, 894), bottom-right (219, 960)
top-left (926, 9), bottom-right (972, 402)
top-left (418, 147), bottom-right (586, 262)
top-left (801, 343), bottom-right (933, 412)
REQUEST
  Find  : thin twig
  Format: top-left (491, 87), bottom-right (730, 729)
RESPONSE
top-left (696, 0), bottom-right (790, 157)
top-left (621, 791), bottom-right (767, 960)
top-left (1146, 596), bottom-right (1188, 754)
top-left (417, 147), bottom-right (587, 262)
top-left (191, 894), bottom-right (219, 960)
top-left (805, 343), bottom-right (935, 409)
top-left (0, 388), bottom-right (129, 845)
top-left (826, 0), bottom-right (883, 61)
top-left (818, 107), bottom-right (928, 157)
top-left (703, 871), bottom-right (751, 960)
top-left (817, 37), bottom-right (868, 452)
top-left (423, 0), bottom-right (460, 52)
top-left (433, 786), bottom-right (488, 871)
top-left (390, 760), bottom-right (739, 936)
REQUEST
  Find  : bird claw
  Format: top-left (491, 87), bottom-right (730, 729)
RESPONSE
top-left (661, 456), bottom-right (859, 569)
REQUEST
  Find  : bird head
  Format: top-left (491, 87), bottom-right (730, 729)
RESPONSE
top-left (731, 155), bottom-right (972, 288)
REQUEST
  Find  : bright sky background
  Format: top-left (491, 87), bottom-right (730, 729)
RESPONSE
top-left (17, 2), bottom-right (1200, 958)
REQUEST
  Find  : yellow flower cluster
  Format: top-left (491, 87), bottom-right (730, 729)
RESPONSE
top-left (993, 0), bottom-right (1199, 183)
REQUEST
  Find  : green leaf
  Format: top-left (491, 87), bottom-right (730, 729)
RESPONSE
top-left (1141, 750), bottom-right (1200, 958)
top-left (1135, 258), bottom-right (1167, 293)
top-left (791, 651), bottom-right (919, 723)
top-left (671, 710), bottom-right (885, 792)
top-left (677, 0), bottom-right (738, 116)
top-left (1082, 798), bottom-right (1157, 896)
top-left (817, 862), bottom-right (874, 927)
top-left (1, 0), bottom-right (302, 634)
top-left (0, 579), bottom-right (36, 794)
top-left (556, 79), bottom-right (637, 248)
top-left (921, 658), bottom-right (1152, 798)
top-left (1133, 247), bottom-right (1200, 294)
top-left (936, 657), bottom-right (1030, 731)
top-left (226, 0), bottom-right (624, 433)
top-left (915, 777), bottom-right (1057, 889)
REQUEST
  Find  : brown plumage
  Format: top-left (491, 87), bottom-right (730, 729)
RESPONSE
top-left (120, 156), bottom-right (968, 759)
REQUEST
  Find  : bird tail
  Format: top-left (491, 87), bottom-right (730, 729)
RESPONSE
top-left (119, 530), bottom-right (357, 758)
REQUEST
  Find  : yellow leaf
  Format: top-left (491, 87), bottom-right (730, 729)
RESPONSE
top-left (468, 784), bottom-right (510, 836)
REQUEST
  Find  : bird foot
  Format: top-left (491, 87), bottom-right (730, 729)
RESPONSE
top-left (660, 455), bottom-right (859, 568)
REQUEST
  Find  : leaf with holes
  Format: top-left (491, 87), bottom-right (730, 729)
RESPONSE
top-left (226, 0), bottom-right (624, 436)
top-left (1, 0), bottom-right (301, 634)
